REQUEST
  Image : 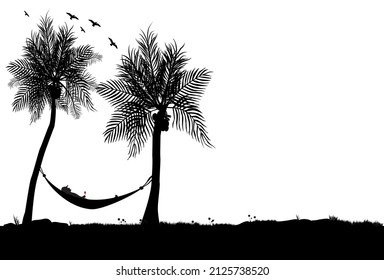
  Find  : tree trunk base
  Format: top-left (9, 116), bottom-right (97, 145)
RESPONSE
top-left (141, 208), bottom-right (160, 225)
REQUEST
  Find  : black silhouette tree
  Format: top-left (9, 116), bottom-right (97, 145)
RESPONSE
top-left (97, 28), bottom-right (213, 225)
top-left (7, 14), bottom-right (102, 224)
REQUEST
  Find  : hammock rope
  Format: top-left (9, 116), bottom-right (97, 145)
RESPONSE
top-left (39, 168), bottom-right (152, 210)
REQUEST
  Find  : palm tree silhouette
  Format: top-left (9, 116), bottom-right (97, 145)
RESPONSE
top-left (97, 28), bottom-right (213, 225)
top-left (7, 14), bottom-right (102, 224)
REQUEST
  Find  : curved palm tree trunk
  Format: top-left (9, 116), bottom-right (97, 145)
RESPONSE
top-left (142, 122), bottom-right (162, 225)
top-left (22, 99), bottom-right (56, 224)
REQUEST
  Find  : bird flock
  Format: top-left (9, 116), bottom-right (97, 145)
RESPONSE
top-left (24, 10), bottom-right (118, 49)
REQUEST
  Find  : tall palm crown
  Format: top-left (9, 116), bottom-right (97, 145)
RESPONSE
top-left (7, 14), bottom-right (102, 224)
top-left (97, 28), bottom-right (213, 158)
top-left (7, 14), bottom-right (101, 122)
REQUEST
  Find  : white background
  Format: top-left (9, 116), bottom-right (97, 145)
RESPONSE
top-left (1, 0), bottom-right (384, 227)
top-left (1, 260), bottom-right (384, 279)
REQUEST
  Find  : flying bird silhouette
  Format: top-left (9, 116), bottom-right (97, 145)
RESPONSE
top-left (66, 12), bottom-right (79, 20)
top-left (24, 11), bottom-right (29, 17)
top-left (80, 27), bottom-right (85, 33)
top-left (89, 19), bottom-right (100, 27)
top-left (108, 37), bottom-right (118, 49)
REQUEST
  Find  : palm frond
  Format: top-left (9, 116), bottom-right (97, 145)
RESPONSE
top-left (71, 45), bottom-right (102, 68)
top-left (67, 71), bottom-right (97, 109)
top-left (8, 78), bottom-right (20, 89)
top-left (24, 34), bottom-right (50, 81)
top-left (118, 49), bottom-right (157, 107)
top-left (12, 86), bottom-right (30, 112)
top-left (171, 97), bottom-right (213, 148)
top-left (37, 15), bottom-right (55, 69)
top-left (137, 27), bottom-right (162, 83)
top-left (68, 93), bottom-right (82, 119)
top-left (177, 68), bottom-right (212, 100)
top-left (163, 40), bottom-right (189, 72)
top-left (161, 41), bottom-right (190, 105)
top-left (59, 75), bottom-right (96, 118)
top-left (59, 44), bottom-right (100, 116)
top-left (38, 14), bottom-right (55, 50)
top-left (56, 92), bottom-right (69, 114)
top-left (11, 75), bottom-right (47, 117)
top-left (104, 102), bottom-right (154, 158)
top-left (26, 17), bottom-right (56, 79)
top-left (76, 74), bottom-right (97, 112)
top-left (28, 87), bottom-right (47, 123)
top-left (57, 82), bottom-right (77, 118)
top-left (159, 66), bottom-right (213, 147)
top-left (55, 24), bottom-right (77, 74)
top-left (7, 59), bottom-right (36, 84)
top-left (97, 79), bottom-right (138, 107)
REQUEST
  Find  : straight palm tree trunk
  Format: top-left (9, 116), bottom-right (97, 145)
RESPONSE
top-left (22, 99), bottom-right (56, 224)
top-left (142, 122), bottom-right (162, 225)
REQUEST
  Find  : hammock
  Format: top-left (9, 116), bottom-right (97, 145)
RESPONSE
top-left (39, 168), bottom-right (151, 210)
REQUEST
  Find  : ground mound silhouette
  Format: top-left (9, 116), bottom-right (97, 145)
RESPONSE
top-left (1, 218), bottom-right (383, 259)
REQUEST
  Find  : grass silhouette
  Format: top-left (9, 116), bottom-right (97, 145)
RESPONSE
top-left (1, 216), bottom-right (384, 260)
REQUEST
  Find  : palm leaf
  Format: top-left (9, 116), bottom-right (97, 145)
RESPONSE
top-left (7, 59), bottom-right (35, 82)
top-left (177, 68), bottom-right (212, 100)
top-left (71, 45), bottom-right (102, 69)
top-left (8, 78), bottom-right (20, 89)
top-left (12, 86), bottom-right (30, 112)
top-left (68, 93), bottom-right (81, 119)
top-left (55, 25), bottom-right (77, 74)
top-left (104, 102), bottom-right (154, 158)
top-left (56, 87), bottom-right (69, 114)
top-left (67, 71), bottom-right (97, 111)
top-left (137, 27), bottom-right (162, 84)
top-left (97, 80), bottom-right (137, 107)
top-left (118, 50), bottom-right (157, 106)
top-left (24, 35), bottom-right (50, 80)
top-left (171, 96), bottom-right (213, 148)
top-left (161, 41), bottom-right (190, 104)
top-left (28, 87), bottom-right (47, 123)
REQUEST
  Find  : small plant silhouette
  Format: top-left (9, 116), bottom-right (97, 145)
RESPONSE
top-left (13, 215), bottom-right (20, 225)
top-left (118, 218), bottom-right (127, 225)
top-left (248, 214), bottom-right (257, 222)
top-left (296, 215), bottom-right (300, 220)
top-left (208, 217), bottom-right (215, 225)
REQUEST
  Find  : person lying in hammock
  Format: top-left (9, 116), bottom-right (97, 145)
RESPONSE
top-left (61, 185), bottom-right (86, 198)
